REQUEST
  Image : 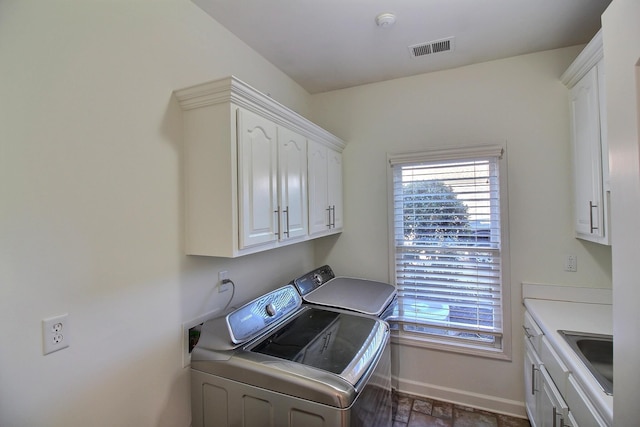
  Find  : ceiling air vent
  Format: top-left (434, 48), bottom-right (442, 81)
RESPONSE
top-left (409, 37), bottom-right (455, 58)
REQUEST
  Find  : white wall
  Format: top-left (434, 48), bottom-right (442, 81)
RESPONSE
top-left (0, 1), bottom-right (318, 426)
top-left (311, 47), bottom-right (613, 416)
top-left (602, 0), bottom-right (640, 424)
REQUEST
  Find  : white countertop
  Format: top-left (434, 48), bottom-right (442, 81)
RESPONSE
top-left (524, 297), bottom-right (613, 425)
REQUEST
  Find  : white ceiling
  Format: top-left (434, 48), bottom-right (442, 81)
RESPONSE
top-left (192, 0), bottom-right (611, 94)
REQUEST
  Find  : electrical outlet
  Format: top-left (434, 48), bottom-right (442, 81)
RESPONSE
top-left (565, 254), bottom-right (577, 272)
top-left (218, 270), bottom-right (228, 282)
top-left (218, 270), bottom-right (232, 293)
top-left (42, 313), bottom-right (70, 355)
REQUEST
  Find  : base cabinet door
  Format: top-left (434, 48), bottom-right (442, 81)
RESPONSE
top-left (565, 375), bottom-right (608, 427)
top-left (539, 366), bottom-right (570, 427)
top-left (525, 340), bottom-right (541, 427)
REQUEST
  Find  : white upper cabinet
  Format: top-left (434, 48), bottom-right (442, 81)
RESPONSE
top-left (237, 109), bottom-right (308, 248)
top-left (277, 126), bottom-right (308, 240)
top-left (308, 141), bottom-right (343, 236)
top-left (174, 76), bottom-right (345, 257)
top-left (561, 30), bottom-right (610, 245)
top-left (327, 148), bottom-right (343, 231)
top-left (237, 108), bottom-right (279, 249)
top-left (570, 66), bottom-right (605, 241)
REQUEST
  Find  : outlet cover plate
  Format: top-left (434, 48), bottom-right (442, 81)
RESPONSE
top-left (42, 313), bottom-right (70, 355)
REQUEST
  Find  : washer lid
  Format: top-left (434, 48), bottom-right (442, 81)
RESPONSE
top-left (302, 277), bottom-right (396, 316)
top-left (250, 307), bottom-right (388, 386)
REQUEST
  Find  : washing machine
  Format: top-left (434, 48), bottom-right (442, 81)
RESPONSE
top-left (190, 284), bottom-right (392, 427)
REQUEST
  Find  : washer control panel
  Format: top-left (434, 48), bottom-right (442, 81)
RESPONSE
top-left (226, 285), bottom-right (301, 344)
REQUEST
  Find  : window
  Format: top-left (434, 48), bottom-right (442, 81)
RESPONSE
top-left (387, 145), bottom-right (510, 357)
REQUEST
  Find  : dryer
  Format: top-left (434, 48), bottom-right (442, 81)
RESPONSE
top-left (291, 265), bottom-right (397, 319)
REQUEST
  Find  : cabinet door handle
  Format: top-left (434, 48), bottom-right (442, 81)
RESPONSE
top-left (523, 325), bottom-right (534, 339)
top-left (531, 364), bottom-right (538, 395)
top-left (326, 206), bottom-right (332, 228)
top-left (274, 207), bottom-right (281, 238)
top-left (283, 206), bottom-right (290, 237)
top-left (331, 205), bottom-right (336, 228)
top-left (553, 407), bottom-right (558, 427)
top-left (589, 201), bottom-right (599, 232)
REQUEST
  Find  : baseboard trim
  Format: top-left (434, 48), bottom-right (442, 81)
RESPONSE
top-left (393, 375), bottom-right (528, 419)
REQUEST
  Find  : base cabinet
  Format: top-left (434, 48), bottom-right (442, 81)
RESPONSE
top-left (174, 76), bottom-right (345, 257)
top-left (525, 336), bottom-right (575, 427)
top-left (523, 311), bottom-right (608, 427)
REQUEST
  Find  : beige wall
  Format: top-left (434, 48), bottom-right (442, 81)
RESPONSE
top-left (311, 47), bottom-right (613, 415)
top-left (602, 0), bottom-right (640, 423)
top-left (0, 1), bottom-right (318, 426)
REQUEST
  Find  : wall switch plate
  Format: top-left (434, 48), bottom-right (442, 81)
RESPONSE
top-left (42, 313), bottom-right (70, 355)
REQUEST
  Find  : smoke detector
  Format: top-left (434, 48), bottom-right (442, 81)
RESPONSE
top-left (375, 13), bottom-right (396, 28)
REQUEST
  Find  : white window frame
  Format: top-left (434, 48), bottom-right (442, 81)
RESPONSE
top-left (387, 144), bottom-right (511, 360)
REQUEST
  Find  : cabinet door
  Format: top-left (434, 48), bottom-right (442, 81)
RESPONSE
top-left (524, 340), bottom-right (541, 427)
top-left (278, 127), bottom-right (308, 240)
top-left (570, 66), bottom-right (604, 240)
top-left (539, 367), bottom-right (569, 427)
top-left (237, 108), bottom-right (278, 248)
top-left (565, 375), bottom-right (607, 427)
top-left (327, 148), bottom-right (343, 230)
top-left (308, 141), bottom-right (330, 235)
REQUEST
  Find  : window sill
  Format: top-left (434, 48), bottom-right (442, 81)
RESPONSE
top-left (390, 331), bottom-right (512, 361)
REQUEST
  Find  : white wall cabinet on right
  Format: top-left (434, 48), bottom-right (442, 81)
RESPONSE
top-left (308, 140), bottom-right (343, 236)
top-left (562, 30), bottom-right (610, 245)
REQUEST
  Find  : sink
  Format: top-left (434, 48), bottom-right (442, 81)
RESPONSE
top-left (558, 330), bottom-right (613, 395)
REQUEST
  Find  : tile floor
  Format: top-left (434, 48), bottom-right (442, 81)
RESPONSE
top-left (392, 391), bottom-right (531, 427)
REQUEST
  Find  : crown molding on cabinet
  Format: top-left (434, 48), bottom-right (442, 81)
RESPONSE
top-left (174, 76), bottom-right (346, 152)
top-left (560, 29), bottom-right (603, 88)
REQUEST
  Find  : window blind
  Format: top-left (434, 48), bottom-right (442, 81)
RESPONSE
top-left (389, 147), bottom-right (503, 347)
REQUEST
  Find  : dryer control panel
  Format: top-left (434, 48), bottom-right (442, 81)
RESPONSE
top-left (292, 265), bottom-right (335, 296)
